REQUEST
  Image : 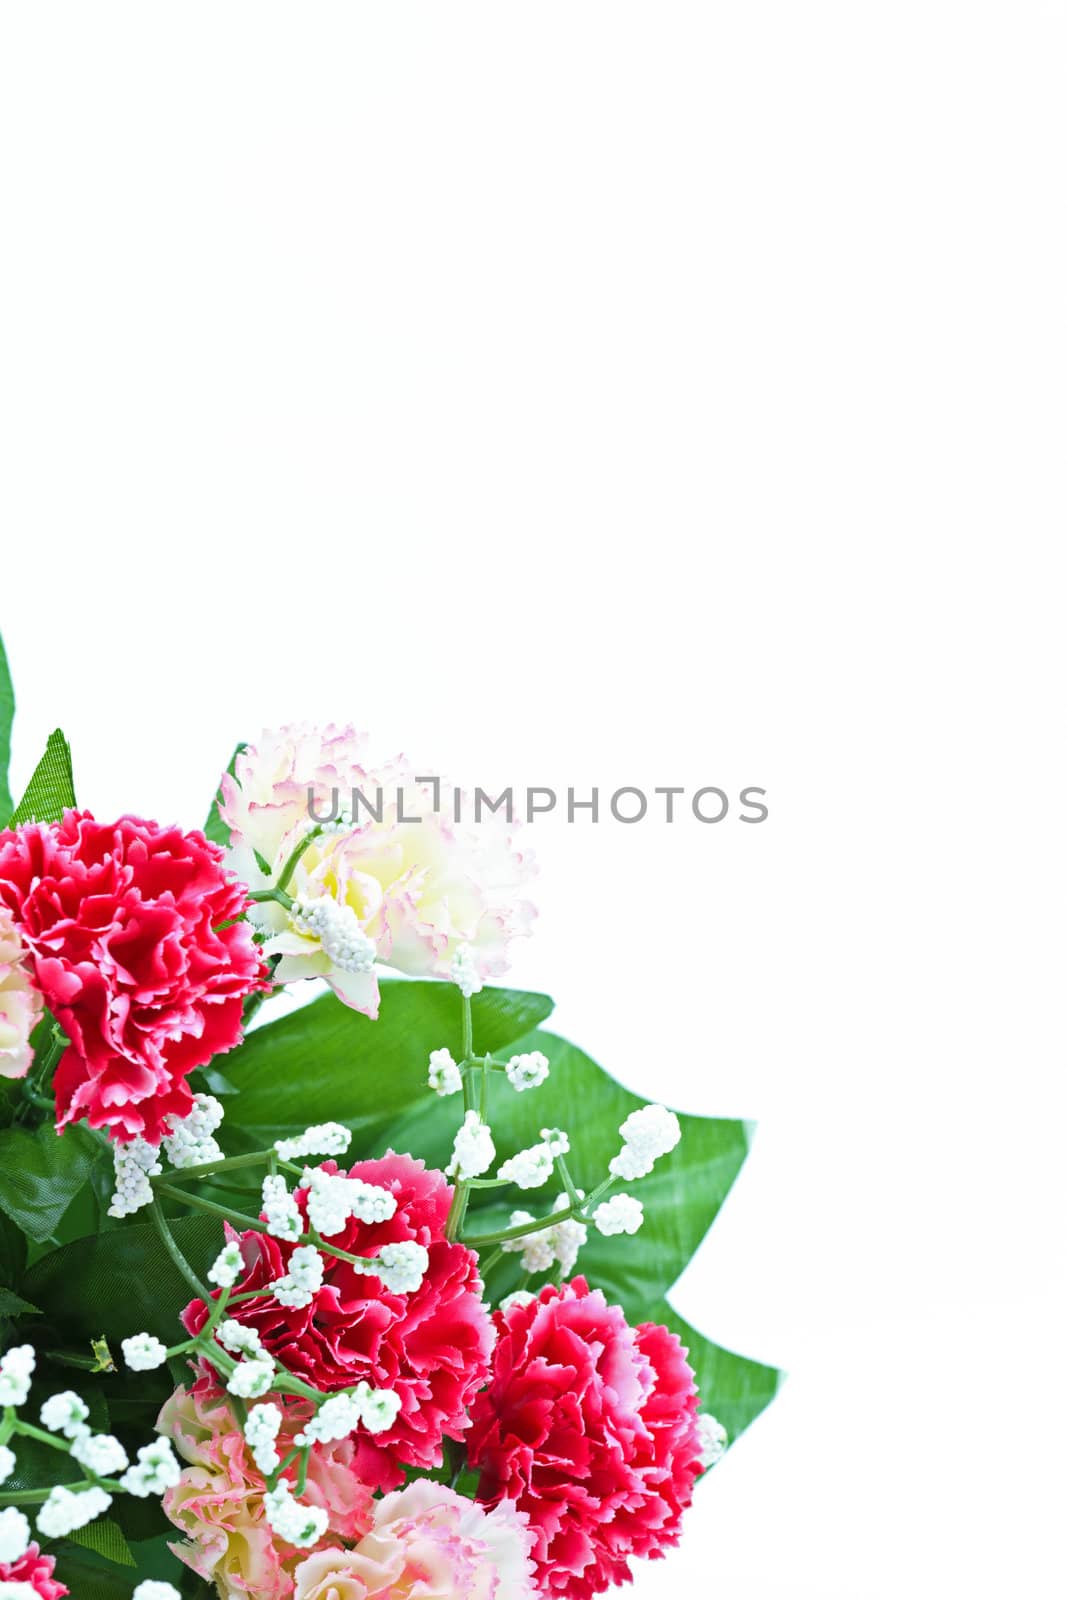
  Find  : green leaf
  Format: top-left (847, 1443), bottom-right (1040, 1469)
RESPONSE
top-left (388, 1027), bottom-right (752, 1320)
top-left (0, 1285), bottom-right (40, 1317)
top-left (222, 981), bottom-right (554, 1148)
top-left (203, 743), bottom-right (245, 847)
top-left (0, 1121), bottom-right (98, 1243)
top-left (380, 1024), bottom-right (782, 1448)
top-left (647, 1298), bottom-right (782, 1450)
top-left (24, 1213), bottom-right (220, 1343)
top-left (69, 1517), bottom-right (136, 1567)
top-left (37, 1547), bottom-right (138, 1600)
top-left (7, 727), bottom-right (76, 826)
top-left (0, 1205), bottom-right (27, 1286)
top-left (0, 630), bottom-right (14, 821)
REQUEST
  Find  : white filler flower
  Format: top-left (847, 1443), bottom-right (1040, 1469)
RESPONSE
top-left (609, 1104), bottom-right (681, 1180)
top-left (592, 1194), bottom-right (644, 1236)
top-left (428, 1047), bottom-right (463, 1097)
top-left (122, 1333), bottom-right (168, 1372)
top-left (447, 1111), bottom-right (495, 1179)
top-left (262, 1481), bottom-right (329, 1548)
top-left (504, 1051), bottom-right (550, 1091)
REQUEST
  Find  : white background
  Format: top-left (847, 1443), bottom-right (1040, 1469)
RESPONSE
top-left (2, 5), bottom-right (1065, 1596)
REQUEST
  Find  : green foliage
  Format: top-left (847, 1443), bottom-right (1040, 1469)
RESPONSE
top-left (2, 973), bottom-right (778, 1587)
top-left (7, 727), bottom-right (76, 827)
top-left (391, 1029), bottom-right (752, 1311)
top-left (25, 1214), bottom-right (219, 1343)
top-left (69, 1517), bottom-right (136, 1566)
top-left (220, 980), bottom-right (554, 1148)
top-left (202, 743), bottom-right (245, 846)
top-left (649, 1300), bottom-right (782, 1448)
top-left (0, 1121), bottom-right (98, 1243)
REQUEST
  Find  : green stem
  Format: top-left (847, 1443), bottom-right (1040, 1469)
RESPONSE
top-left (295, 1446), bottom-right (311, 1495)
top-left (160, 1150), bottom-right (275, 1185)
top-left (149, 1200), bottom-right (210, 1299)
top-left (479, 1246), bottom-right (505, 1275)
top-left (247, 888), bottom-right (294, 911)
top-left (1, 1476), bottom-right (126, 1505)
top-left (555, 1155), bottom-right (583, 1212)
top-left (461, 992), bottom-right (473, 1061)
top-left (270, 1446), bottom-right (302, 1489)
top-left (445, 998), bottom-right (478, 1244)
top-left (462, 1177), bottom-right (614, 1248)
top-left (156, 1185), bottom-right (379, 1275)
top-left (156, 1184), bottom-right (264, 1233)
top-left (277, 827), bottom-right (323, 894)
top-left (11, 1420), bottom-right (71, 1453)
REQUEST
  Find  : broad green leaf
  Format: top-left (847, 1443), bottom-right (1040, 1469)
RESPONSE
top-left (36, 1547), bottom-right (138, 1600)
top-left (386, 1028), bottom-right (752, 1321)
top-left (69, 1518), bottom-right (136, 1567)
top-left (203, 743), bottom-right (245, 846)
top-left (0, 1121), bottom-right (98, 1243)
top-left (0, 1205), bottom-right (27, 1285)
top-left (0, 630), bottom-right (14, 821)
top-left (647, 1298), bottom-right (782, 1449)
top-left (221, 981), bottom-right (554, 1148)
top-left (7, 727), bottom-right (76, 826)
top-left (25, 1213), bottom-right (220, 1343)
top-left (0, 1285), bottom-right (40, 1317)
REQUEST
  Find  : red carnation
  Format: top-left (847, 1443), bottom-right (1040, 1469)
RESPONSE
top-left (0, 1542), bottom-right (69, 1600)
top-left (467, 1277), bottom-right (704, 1600)
top-left (0, 812), bottom-right (266, 1142)
top-left (183, 1152), bottom-right (493, 1491)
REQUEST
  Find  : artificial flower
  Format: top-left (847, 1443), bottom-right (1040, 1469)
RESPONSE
top-left (182, 1154), bottom-right (493, 1491)
top-left (218, 730), bottom-right (535, 1014)
top-left (0, 905), bottom-right (42, 1080)
top-left (0, 813), bottom-right (266, 1141)
top-left (292, 1480), bottom-right (537, 1600)
top-left (467, 1278), bottom-right (703, 1600)
top-left (0, 1540), bottom-right (68, 1600)
top-left (159, 1383), bottom-right (373, 1600)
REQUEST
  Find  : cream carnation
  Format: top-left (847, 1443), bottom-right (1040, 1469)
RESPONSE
top-left (0, 906), bottom-right (42, 1080)
top-left (220, 733), bottom-right (535, 1014)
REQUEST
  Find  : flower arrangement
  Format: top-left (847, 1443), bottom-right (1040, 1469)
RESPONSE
top-left (0, 633), bottom-right (778, 1600)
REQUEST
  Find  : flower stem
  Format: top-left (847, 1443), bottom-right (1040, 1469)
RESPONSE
top-left (10, 1419), bottom-right (72, 1453)
top-left (149, 1199), bottom-right (210, 1300)
top-left (247, 888), bottom-right (294, 910)
top-left (159, 1150), bottom-right (275, 1185)
top-left (462, 1176), bottom-right (615, 1248)
top-left (156, 1184), bottom-right (381, 1275)
top-left (276, 827), bottom-right (323, 894)
top-left (445, 995), bottom-right (477, 1244)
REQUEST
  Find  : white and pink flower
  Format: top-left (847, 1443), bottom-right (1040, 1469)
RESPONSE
top-left (292, 1480), bottom-right (537, 1600)
top-left (0, 904), bottom-right (42, 1080)
top-left (219, 729), bottom-right (535, 1016)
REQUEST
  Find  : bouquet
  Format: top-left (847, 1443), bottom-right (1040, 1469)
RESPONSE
top-left (0, 633), bottom-right (778, 1600)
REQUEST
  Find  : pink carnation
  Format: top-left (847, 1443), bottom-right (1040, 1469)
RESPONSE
top-left (0, 1542), bottom-right (69, 1600)
top-left (293, 1481), bottom-right (537, 1600)
top-left (159, 1383), bottom-right (374, 1600)
top-left (467, 1278), bottom-right (704, 1600)
top-left (183, 1153), bottom-right (494, 1491)
top-left (0, 812), bottom-right (267, 1141)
